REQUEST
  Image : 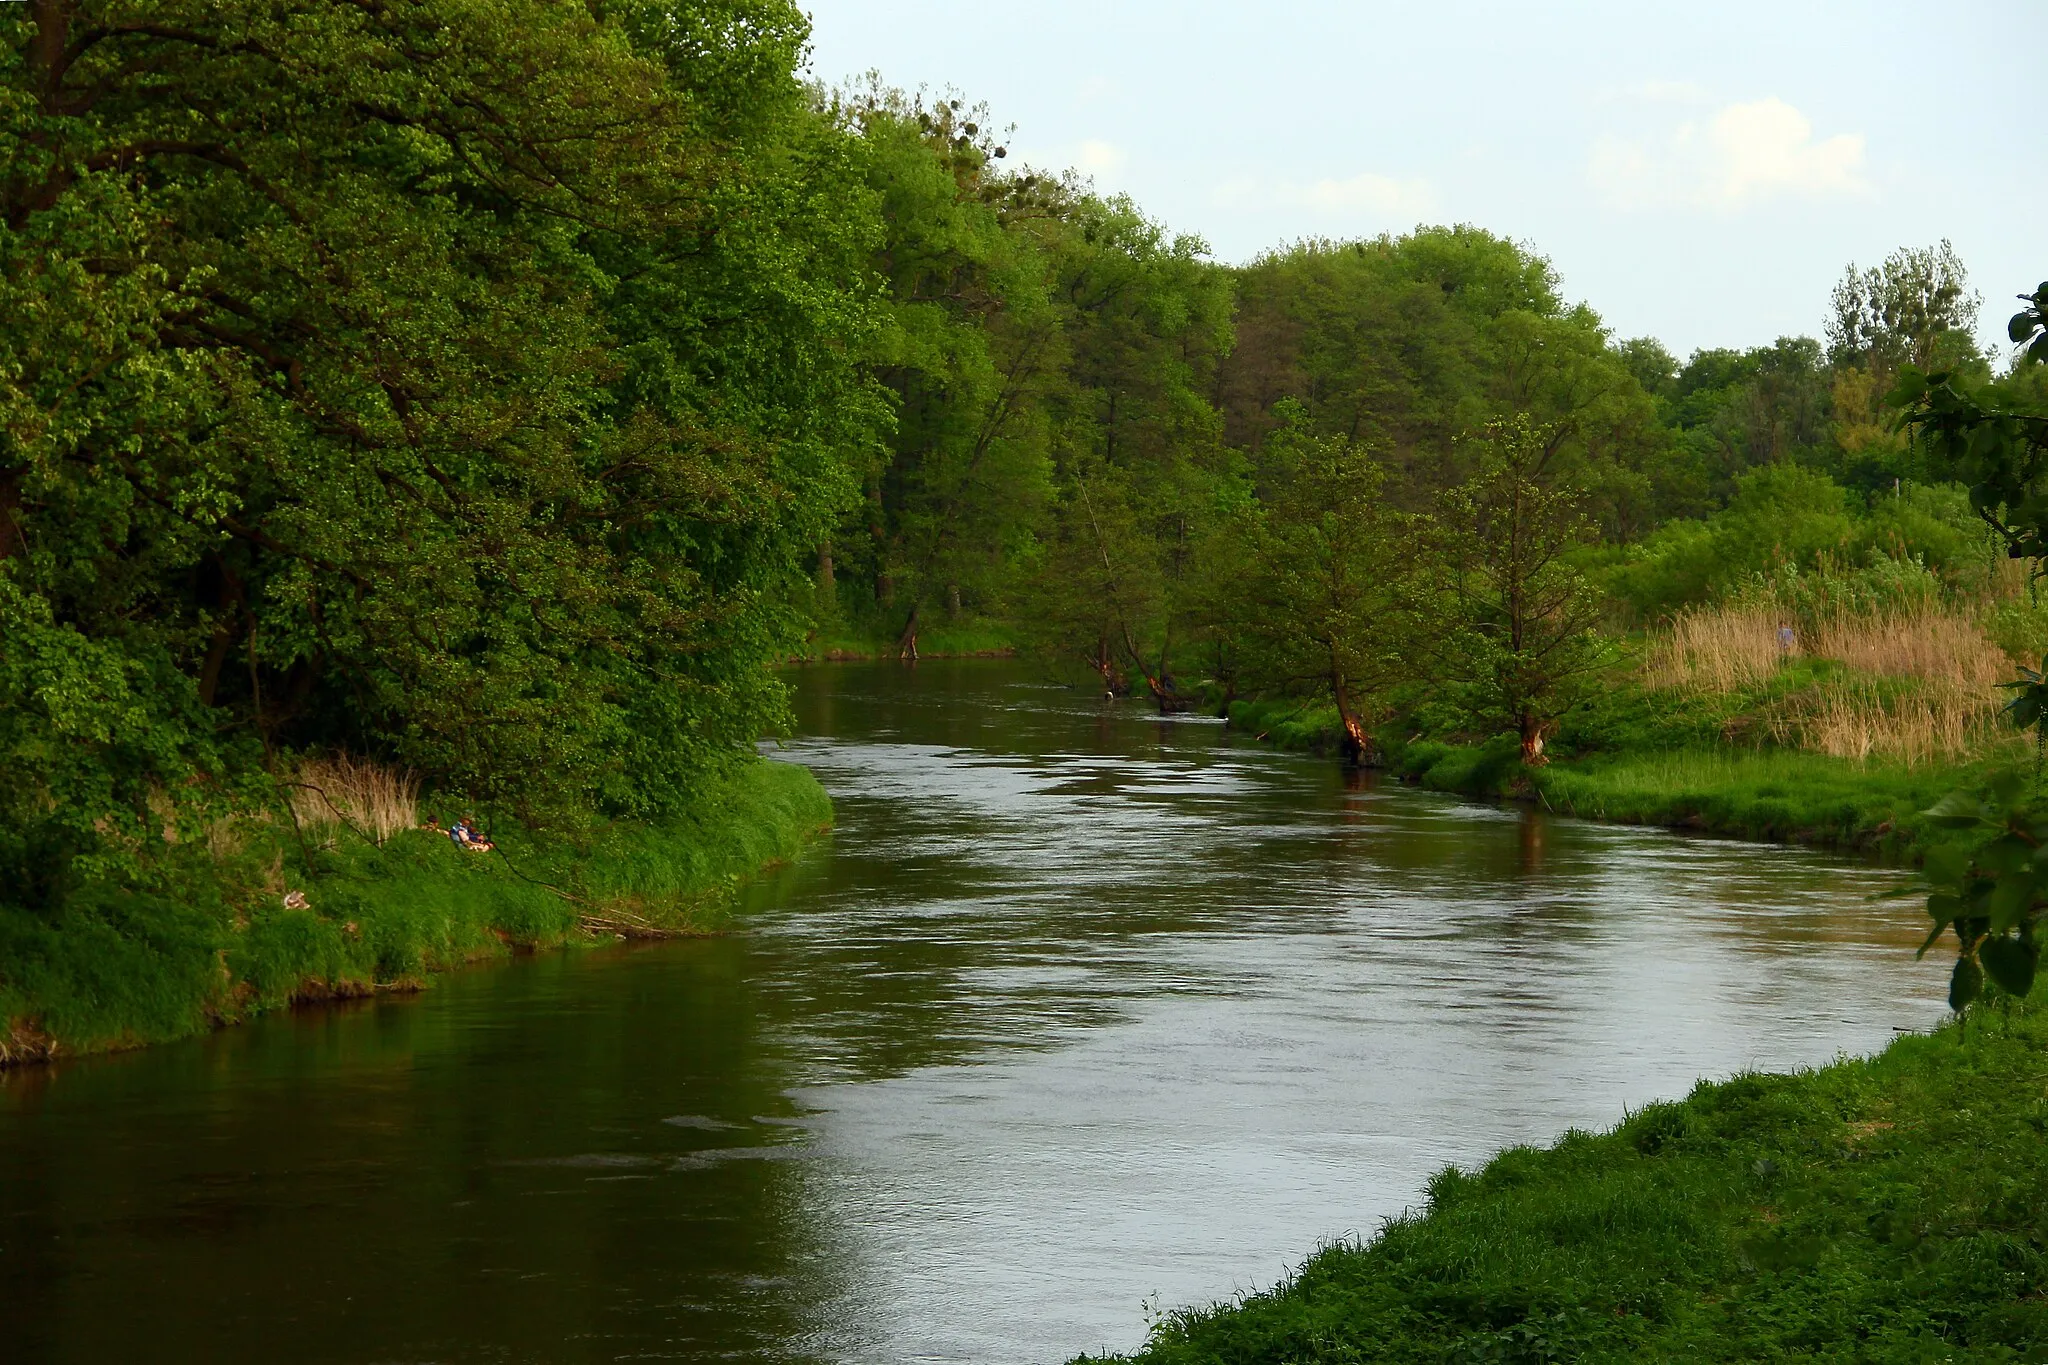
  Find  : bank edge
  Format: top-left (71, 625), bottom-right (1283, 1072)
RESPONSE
top-left (0, 757), bottom-right (831, 1067)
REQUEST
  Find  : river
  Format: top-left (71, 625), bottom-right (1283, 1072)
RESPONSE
top-left (0, 660), bottom-right (1946, 1363)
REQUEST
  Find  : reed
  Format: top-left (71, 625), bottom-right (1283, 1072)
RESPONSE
top-left (1767, 678), bottom-right (2000, 766)
top-left (288, 754), bottom-right (420, 846)
top-left (1642, 605), bottom-right (1788, 693)
top-left (1807, 603), bottom-right (2012, 689)
top-left (1643, 600), bottom-right (2015, 765)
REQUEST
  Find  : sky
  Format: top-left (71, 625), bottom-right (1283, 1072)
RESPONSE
top-left (802, 1), bottom-right (2043, 361)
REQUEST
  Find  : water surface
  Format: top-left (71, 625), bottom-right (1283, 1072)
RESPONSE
top-left (0, 661), bottom-right (1945, 1362)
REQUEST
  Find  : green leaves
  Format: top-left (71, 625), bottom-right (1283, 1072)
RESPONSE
top-left (2010, 282), bottom-right (2048, 366)
top-left (1950, 955), bottom-right (1984, 1011)
top-left (1, 0), bottom-right (893, 908)
top-left (1917, 773), bottom-right (2048, 1009)
top-left (1922, 789), bottom-right (1992, 829)
top-left (1982, 936), bottom-right (2039, 998)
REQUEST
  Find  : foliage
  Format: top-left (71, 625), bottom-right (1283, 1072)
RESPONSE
top-left (0, 757), bottom-right (828, 1061)
top-left (1210, 401), bottom-right (1414, 758)
top-left (1914, 771), bottom-right (2048, 1009)
top-left (1828, 240), bottom-right (1983, 374)
top-left (1893, 269), bottom-right (2048, 1010)
top-left (1425, 416), bottom-right (1620, 763)
top-left (832, 85), bottom-right (1058, 648)
top-left (1012, 199), bottom-right (1235, 705)
top-left (0, 1), bottom-right (878, 914)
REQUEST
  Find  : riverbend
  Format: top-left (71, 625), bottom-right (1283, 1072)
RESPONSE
top-left (1, 661), bottom-right (1945, 1363)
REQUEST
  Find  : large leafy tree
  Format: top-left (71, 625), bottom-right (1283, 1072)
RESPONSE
top-left (0, 0), bottom-right (883, 902)
top-left (1214, 402), bottom-right (1414, 761)
top-left (1216, 230), bottom-right (1669, 536)
top-left (1424, 416), bottom-right (1616, 765)
top-left (834, 87), bottom-right (1060, 652)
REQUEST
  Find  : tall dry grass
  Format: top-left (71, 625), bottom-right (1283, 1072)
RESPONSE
top-left (1807, 603), bottom-right (2012, 689)
top-left (289, 754), bottom-right (419, 845)
top-left (1643, 605), bottom-right (1789, 692)
top-left (1645, 600), bottom-right (2013, 765)
top-left (1767, 681), bottom-right (1998, 766)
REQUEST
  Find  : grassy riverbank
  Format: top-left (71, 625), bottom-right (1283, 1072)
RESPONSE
top-left (795, 620), bottom-right (1019, 661)
top-left (1224, 695), bottom-right (2002, 859)
top-left (1086, 1002), bottom-right (2048, 1363)
top-left (0, 759), bottom-right (830, 1066)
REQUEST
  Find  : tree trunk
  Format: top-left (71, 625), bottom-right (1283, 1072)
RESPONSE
top-left (1519, 713), bottom-right (1549, 766)
top-left (816, 537), bottom-right (834, 594)
top-left (1332, 666), bottom-right (1370, 766)
top-left (897, 603), bottom-right (920, 661)
top-left (1091, 634), bottom-right (1123, 696)
top-left (868, 479), bottom-right (891, 604)
top-left (197, 558), bottom-right (247, 708)
top-left (0, 466), bottom-right (25, 563)
top-left (946, 581), bottom-right (961, 620)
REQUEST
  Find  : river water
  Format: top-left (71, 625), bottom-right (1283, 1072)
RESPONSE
top-left (1, 661), bottom-right (1946, 1363)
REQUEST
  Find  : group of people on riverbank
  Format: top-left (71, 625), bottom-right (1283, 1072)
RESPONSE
top-left (420, 817), bottom-right (494, 852)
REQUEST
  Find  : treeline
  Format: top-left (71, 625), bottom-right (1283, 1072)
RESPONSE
top-left (3, 0), bottom-right (2043, 914)
top-left (838, 92), bottom-right (2041, 766)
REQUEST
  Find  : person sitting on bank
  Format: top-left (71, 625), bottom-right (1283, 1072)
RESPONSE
top-left (451, 818), bottom-right (494, 853)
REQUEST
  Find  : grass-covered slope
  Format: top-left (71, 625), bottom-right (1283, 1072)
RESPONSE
top-left (0, 758), bottom-right (830, 1064)
top-left (1087, 1005), bottom-right (2048, 1363)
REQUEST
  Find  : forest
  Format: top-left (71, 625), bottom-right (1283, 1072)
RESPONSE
top-left (5, 1), bottom-right (2048, 1043)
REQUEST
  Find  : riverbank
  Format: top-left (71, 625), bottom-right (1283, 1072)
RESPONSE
top-left (0, 758), bottom-right (831, 1067)
top-left (1085, 1000), bottom-right (2048, 1362)
top-left (1224, 696), bottom-right (1998, 859)
top-left (792, 619), bottom-right (1019, 662)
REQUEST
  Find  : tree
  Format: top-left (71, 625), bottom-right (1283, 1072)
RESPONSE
top-left (1828, 240), bottom-right (1982, 375)
top-left (834, 87), bottom-right (1059, 654)
top-left (1425, 416), bottom-right (1617, 765)
top-left (0, 0), bottom-right (884, 904)
top-left (1022, 196), bottom-right (1234, 708)
top-left (1218, 402), bottom-right (1413, 762)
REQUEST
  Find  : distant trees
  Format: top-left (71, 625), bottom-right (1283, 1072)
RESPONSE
top-left (837, 88), bottom-right (1059, 653)
top-left (1829, 240), bottom-right (1983, 375)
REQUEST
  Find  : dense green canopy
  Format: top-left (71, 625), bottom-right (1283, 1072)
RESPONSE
top-left (2, 0), bottom-right (884, 904)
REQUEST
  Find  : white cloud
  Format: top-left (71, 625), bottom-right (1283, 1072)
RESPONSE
top-left (1076, 139), bottom-right (1126, 176)
top-left (1074, 75), bottom-right (1118, 105)
top-left (1212, 171), bottom-right (1436, 220)
top-left (1590, 97), bottom-right (1867, 212)
top-left (1299, 171), bottom-right (1438, 215)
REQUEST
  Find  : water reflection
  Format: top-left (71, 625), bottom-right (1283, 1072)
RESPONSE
top-left (1, 660), bottom-right (1945, 1364)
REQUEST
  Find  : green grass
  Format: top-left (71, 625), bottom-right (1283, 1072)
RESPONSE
top-left (1222, 694), bottom-right (2002, 859)
top-left (1084, 1003), bottom-right (2048, 1363)
top-left (1529, 749), bottom-right (1987, 854)
top-left (0, 758), bottom-right (830, 1063)
top-left (1226, 697), bottom-right (1350, 754)
top-left (795, 616), bottom-right (1019, 661)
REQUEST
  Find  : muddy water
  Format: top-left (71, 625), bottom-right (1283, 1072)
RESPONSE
top-left (0, 661), bottom-right (1944, 1363)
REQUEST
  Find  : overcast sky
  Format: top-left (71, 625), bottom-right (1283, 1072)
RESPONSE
top-left (803, 1), bottom-right (2042, 361)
